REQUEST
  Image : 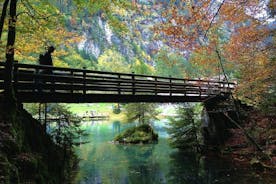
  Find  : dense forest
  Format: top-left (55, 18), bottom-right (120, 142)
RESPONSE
top-left (0, 0), bottom-right (274, 108)
top-left (0, 0), bottom-right (275, 183)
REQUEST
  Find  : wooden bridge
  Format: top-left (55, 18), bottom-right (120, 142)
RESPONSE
top-left (0, 62), bottom-right (235, 103)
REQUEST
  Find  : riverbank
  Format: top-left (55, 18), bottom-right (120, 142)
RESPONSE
top-left (0, 98), bottom-right (76, 183)
top-left (222, 109), bottom-right (276, 171)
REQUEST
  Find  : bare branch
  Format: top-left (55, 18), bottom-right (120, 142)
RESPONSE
top-left (203, 0), bottom-right (226, 42)
top-left (0, 0), bottom-right (9, 40)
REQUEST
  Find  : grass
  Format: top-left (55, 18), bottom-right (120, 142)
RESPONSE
top-left (66, 103), bottom-right (179, 121)
top-left (66, 103), bottom-right (113, 115)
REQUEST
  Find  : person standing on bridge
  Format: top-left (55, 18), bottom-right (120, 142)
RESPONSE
top-left (37, 46), bottom-right (56, 92)
top-left (39, 45), bottom-right (55, 74)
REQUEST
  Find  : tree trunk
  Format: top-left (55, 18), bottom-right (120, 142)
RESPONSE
top-left (4, 0), bottom-right (17, 107)
top-left (0, 0), bottom-right (9, 39)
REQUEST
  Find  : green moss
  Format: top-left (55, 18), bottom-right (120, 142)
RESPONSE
top-left (0, 154), bottom-right (19, 184)
top-left (15, 153), bottom-right (38, 181)
top-left (114, 124), bottom-right (158, 144)
top-left (0, 100), bottom-right (77, 183)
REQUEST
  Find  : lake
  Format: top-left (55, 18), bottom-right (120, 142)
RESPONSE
top-left (73, 120), bottom-right (275, 184)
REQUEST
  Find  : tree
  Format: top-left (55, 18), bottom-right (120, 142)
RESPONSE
top-left (24, 103), bottom-right (87, 148)
top-left (167, 104), bottom-right (201, 152)
top-left (71, 0), bottom-right (132, 35)
top-left (155, 0), bottom-right (275, 107)
top-left (1, 0), bottom-right (17, 109)
top-left (59, 48), bottom-right (96, 69)
top-left (0, 0), bottom-right (9, 40)
top-left (154, 48), bottom-right (193, 78)
top-left (98, 49), bottom-right (130, 72)
top-left (124, 103), bottom-right (159, 125)
top-left (0, 0), bottom-right (136, 111)
top-left (0, 0), bottom-right (81, 61)
top-left (131, 57), bottom-right (154, 75)
top-left (48, 104), bottom-right (86, 147)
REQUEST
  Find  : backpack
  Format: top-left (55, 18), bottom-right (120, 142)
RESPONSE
top-left (39, 54), bottom-right (45, 65)
top-left (39, 54), bottom-right (49, 65)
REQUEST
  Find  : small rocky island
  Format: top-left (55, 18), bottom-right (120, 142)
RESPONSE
top-left (114, 124), bottom-right (158, 144)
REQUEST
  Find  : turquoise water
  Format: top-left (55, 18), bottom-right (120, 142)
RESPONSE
top-left (73, 120), bottom-right (275, 184)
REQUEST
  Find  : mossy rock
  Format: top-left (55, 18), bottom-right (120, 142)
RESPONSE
top-left (114, 124), bottom-right (158, 144)
top-left (0, 131), bottom-right (20, 156)
top-left (0, 154), bottom-right (19, 184)
top-left (250, 158), bottom-right (265, 172)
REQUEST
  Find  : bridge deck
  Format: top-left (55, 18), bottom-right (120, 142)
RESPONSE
top-left (0, 62), bottom-right (235, 103)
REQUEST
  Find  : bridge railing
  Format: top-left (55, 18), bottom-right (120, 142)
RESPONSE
top-left (6, 63), bottom-right (235, 98)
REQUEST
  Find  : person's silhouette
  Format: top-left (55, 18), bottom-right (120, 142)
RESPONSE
top-left (39, 46), bottom-right (55, 74)
top-left (38, 46), bottom-right (55, 92)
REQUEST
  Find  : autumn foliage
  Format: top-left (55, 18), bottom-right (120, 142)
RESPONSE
top-left (155, 0), bottom-right (275, 108)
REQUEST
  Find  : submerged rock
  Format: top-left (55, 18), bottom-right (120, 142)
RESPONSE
top-left (114, 124), bottom-right (158, 144)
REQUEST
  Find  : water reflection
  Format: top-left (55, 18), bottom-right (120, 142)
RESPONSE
top-left (167, 151), bottom-right (275, 184)
top-left (74, 121), bottom-right (275, 184)
top-left (112, 121), bottom-right (121, 135)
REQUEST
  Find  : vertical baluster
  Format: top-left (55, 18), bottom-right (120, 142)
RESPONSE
top-left (207, 81), bottom-right (210, 95)
top-left (183, 79), bottom-right (186, 96)
top-left (13, 61), bottom-right (18, 93)
top-left (35, 66), bottom-right (41, 93)
top-left (48, 65), bottom-right (55, 93)
top-left (227, 82), bottom-right (230, 93)
top-left (83, 67), bottom-right (86, 95)
top-left (70, 70), bottom-right (74, 94)
top-left (51, 74), bottom-right (55, 93)
top-left (155, 77), bottom-right (157, 95)
top-left (199, 78), bottom-right (202, 97)
top-left (132, 72), bottom-right (135, 95)
top-left (118, 74), bottom-right (121, 95)
top-left (169, 75), bottom-right (172, 96)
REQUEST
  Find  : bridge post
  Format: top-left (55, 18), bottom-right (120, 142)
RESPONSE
top-left (51, 73), bottom-right (55, 93)
top-left (13, 60), bottom-right (18, 94)
top-left (199, 78), bottom-right (202, 97)
top-left (226, 82), bottom-right (231, 93)
top-left (206, 80), bottom-right (210, 95)
top-left (169, 75), bottom-right (172, 96)
top-left (202, 97), bottom-right (237, 146)
top-left (155, 77), bottom-right (157, 95)
top-left (70, 70), bottom-right (74, 94)
top-left (132, 72), bottom-right (135, 95)
top-left (118, 74), bottom-right (121, 95)
top-left (35, 66), bottom-right (40, 93)
top-left (183, 79), bottom-right (186, 96)
top-left (83, 67), bottom-right (86, 95)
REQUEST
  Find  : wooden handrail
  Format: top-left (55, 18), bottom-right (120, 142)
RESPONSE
top-left (0, 63), bottom-right (236, 102)
top-left (14, 63), bottom-right (236, 85)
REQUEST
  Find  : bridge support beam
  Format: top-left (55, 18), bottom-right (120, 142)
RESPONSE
top-left (201, 96), bottom-right (238, 146)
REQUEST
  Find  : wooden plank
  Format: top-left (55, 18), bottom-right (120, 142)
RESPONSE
top-left (15, 70), bottom-right (235, 90)
top-left (15, 83), bottom-right (209, 96)
top-left (16, 93), bottom-right (208, 103)
top-left (0, 63), bottom-right (236, 103)
top-left (14, 63), bottom-right (236, 85)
